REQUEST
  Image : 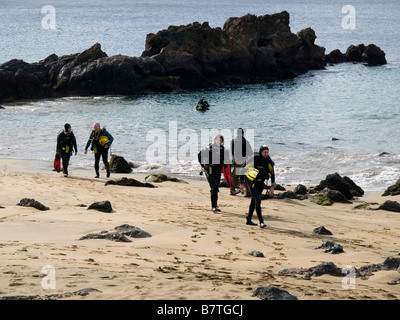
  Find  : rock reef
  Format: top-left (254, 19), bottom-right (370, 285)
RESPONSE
top-left (0, 11), bottom-right (386, 102)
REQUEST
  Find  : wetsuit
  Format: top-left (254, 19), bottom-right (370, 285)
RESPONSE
top-left (240, 152), bottom-right (275, 225)
top-left (198, 143), bottom-right (229, 210)
top-left (197, 99), bottom-right (210, 110)
top-left (56, 130), bottom-right (78, 176)
top-left (230, 135), bottom-right (253, 193)
top-left (85, 128), bottom-right (114, 178)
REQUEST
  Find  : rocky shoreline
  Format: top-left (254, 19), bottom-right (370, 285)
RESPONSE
top-left (0, 11), bottom-right (386, 103)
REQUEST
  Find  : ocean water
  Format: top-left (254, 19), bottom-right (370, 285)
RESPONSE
top-left (0, 0), bottom-right (399, 191)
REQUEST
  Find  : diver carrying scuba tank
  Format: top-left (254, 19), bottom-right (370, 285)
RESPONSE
top-left (196, 96), bottom-right (210, 111)
top-left (84, 122), bottom-right (114, 178)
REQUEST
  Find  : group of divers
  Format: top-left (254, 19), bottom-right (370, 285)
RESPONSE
top-left (56, 101), bottom-right (275, 229)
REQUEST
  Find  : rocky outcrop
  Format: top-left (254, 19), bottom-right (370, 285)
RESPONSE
top-left (313, 172), bottom-right (364, 200)
top-left (326, 43), bottom-right (387, 65)
top-left (0, 11), bottom-right (384, 103)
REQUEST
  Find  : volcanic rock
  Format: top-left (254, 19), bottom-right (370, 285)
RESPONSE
top-left (87, 200), bottom-right (113, 212)
top-left (17, 198), bottom-right (49, 211)
top-left (252, 286), bottom-right (298, 300)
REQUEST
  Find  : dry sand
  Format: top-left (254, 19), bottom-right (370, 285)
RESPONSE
top-left (0, 159), bottom-right (399, 300)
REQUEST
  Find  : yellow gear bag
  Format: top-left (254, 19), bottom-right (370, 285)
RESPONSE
top-left (99, 135), bottom-right (110, 146)
top-left (245, 167), bottom-right (259, 181)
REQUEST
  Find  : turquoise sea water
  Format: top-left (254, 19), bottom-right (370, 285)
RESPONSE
top-left (0, 0), bottom-right (399, 191)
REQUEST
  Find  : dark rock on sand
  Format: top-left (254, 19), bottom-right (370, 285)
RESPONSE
top-left (315, 241), bottom-right (344, 254)
top-left (87, 200), bottom-right (113, 212)
top-left (252, 286), bottom-right (298, 300)
top-left (278, 257), bottom-right (400, 281)
top-left (145, 173), bottom-right (188, 184)
top-left (323, 188), bottom-right (352, 203)
top-left (275, 191), bottom-right (308, 200)
top-left (311, 193), bottom-right (333, 206)
top-left (17, 198), bottom-right (49, 211)
top-left (79, 231), bottom-right (132, 242)
top-left (105, 177), bottom-right (156, 188)
top-left (79, 225), bottom-right (151, 242)
top-left (0, 288), bottom-right (101, 300)
top-left (352, 202), bottom-right (379, 210)
top-left (114, 224), bottom-right (152, 238)
top-left (249, 250), bottom-right (265, 258)
top-left (313, 226), bottom-right (333, 235)
top-left (109, 154), bottom-right (133, 173)
top-left (278, 261), bottom-right (343, 280)
top-left (377, 200), bottom-right (400, 213)
top-left (314, 173), bottom-right (364, 200)
top-left (382, 178), bottom-right (400, 196)
top-left (294, 184), bottom-right (307, 195)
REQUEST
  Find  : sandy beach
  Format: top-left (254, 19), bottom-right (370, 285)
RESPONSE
top-left (0, 158), bottom-right (399, 301)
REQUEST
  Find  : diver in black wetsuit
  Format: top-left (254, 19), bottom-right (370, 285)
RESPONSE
top-left (240, 145), bottom-right (276, 228)
top-left (56, 123), bottom-right (78, 177)
top-left (198, 134), bottom-right (230, 212)
top-left (84, 122), bottom-right (114, 178)
top-left (196, 96), bottom-right (210, 110)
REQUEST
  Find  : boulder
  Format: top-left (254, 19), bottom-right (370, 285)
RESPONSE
top-left (311, 194), bottom-right (333, 206)
top-left (377, 200), bottom-right (400, 213)
top-left (294, 184), bottom-right (307, 194)
top-left (17, 198), bottom-right (49, 211)
top-left (311, 187), bottom-right (351, 205)
top-left (314, 173), bottom-right (363, 200)
top-left (382, 178), bottom-right (400, 196)
top-left (109, 154), bottom-right (133, 173)
top-left (313, 226), bottom-right (332, 235)
top-left (344, 43), bottom-right (387, 66)
top-left (325, 49), bottom-right (346, 64)
top-left (114, 224), bottom-right (151, 238)
top-left (252, 286), bottom-right (298, 300)
top-left (345, 44), bottom-right (366, 62)
top-left (362, 44), bottom-right (387, 65)
top-left (87, 200), bottom-right (113, 212)
top-left (249, 250), bottom-right (265, 258)
top-left (315, 241), bottom-right (344, 254)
